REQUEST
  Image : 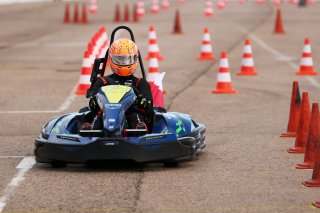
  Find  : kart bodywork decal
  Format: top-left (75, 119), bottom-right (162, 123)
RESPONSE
top-left (176, 120), bottom-right (186, 135)
top-left (101, 85), bottom-right (131, 103)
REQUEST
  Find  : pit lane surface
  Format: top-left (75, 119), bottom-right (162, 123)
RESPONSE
top-left (0, 1), bottom-right (320, 212)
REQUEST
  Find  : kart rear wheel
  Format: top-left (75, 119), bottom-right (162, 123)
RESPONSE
top-left (51, 161), bottom-right (66, 168)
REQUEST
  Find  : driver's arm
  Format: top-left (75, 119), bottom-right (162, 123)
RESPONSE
top-left (91, 77), bottom-right (108, 96)
top-left (89, 77), bottom-right (108, 114)
top-left (136, 79), bottom-right (153, 115)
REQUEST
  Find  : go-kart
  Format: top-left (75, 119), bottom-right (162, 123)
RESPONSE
top-left (34, 26), bottom-right (206, 167)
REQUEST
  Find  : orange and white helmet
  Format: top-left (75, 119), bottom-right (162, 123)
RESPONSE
top-left (108, 38), bottom-right (138, 76)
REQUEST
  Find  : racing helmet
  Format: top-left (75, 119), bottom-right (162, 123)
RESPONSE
top-left (108, 38), bottom-right (138, 77)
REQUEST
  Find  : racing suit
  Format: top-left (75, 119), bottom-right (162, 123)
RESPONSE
top-left (89, 74), bottom-right (154, 131)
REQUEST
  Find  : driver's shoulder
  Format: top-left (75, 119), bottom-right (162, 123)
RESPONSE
top-left (134, 76), bottom-right (148, 87)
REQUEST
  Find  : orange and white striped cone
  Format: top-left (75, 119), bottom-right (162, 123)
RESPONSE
top-left (204, 0), bottom-right (214, 17)
top-left (96, 28), bottom-right (108, 57)
top-left (217, 0), bottom-right (226, 9)
top-left (75, 50), bottom-right (92, 95)
top-left (290, 0), bottom-right (298, 4)
top-left (161, 0), bottom-right (170, 9)
top-left (147, 56), bottom-right (166, 107)
top-left (151, 0), bottom-right (159, 14)
top-left (91, 28), bottom-right (107, 61)
top-left (198, 28), bottom-right (216, 61)
top-left (296, 38), bottom-right (317, 75)
top-left (236, 39), bottom-right (258, 76)
top-left (273, 0), bottom-right (282, 6)
top-left (256, 0), bottom-right (265, 4)
top-left (307, 0), bottom-right (315, 5)
top-left (89, 0), bottom-right (97, 14)
top-left (212, 51), bottom-right (237, 94)
top-left (136, 0), bottom-right (145, 18)
top-left (147, 56), bottom-right (160, 86)
top-left (145, 26), bottom-right (164, 61)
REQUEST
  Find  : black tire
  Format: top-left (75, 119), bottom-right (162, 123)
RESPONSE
top-left (163, 161), bottom-right (179, 167)
top-left (51, 161), bottom-right (66, 168)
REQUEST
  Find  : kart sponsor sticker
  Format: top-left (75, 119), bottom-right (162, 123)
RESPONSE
top-left (144, 135), bottom-right (166, 140)
top-left (57, 135), bottom-right (80, 142)
top-left (105, 103), bottom-right (122, 109)
top-left (102, 141), bottom-right (119, 146)
top-left (176, 120), bottom-right (186, 135)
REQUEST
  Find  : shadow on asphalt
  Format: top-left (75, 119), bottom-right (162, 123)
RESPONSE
top-left (34, 159), bottom-right (197, 173)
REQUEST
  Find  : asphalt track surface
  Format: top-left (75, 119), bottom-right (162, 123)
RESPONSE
top-left (1, 0), bottom-right (320, 212)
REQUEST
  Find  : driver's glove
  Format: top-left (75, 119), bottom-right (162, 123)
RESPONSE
top-left (137, 95), bottom-right (147, 109)
top-left (137, 95), bottom-right (152, 115)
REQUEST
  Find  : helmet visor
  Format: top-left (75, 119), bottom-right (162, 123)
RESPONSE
top-left (110, 54), bottom-right (138, 66)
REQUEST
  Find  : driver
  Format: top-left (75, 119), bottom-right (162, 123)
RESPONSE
top-left (85, 38), bottom-right (154, 131)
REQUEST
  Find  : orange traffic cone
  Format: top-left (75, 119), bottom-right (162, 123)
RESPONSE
top-left (308, 0), bottom-right (315, 5)
top-left (76, 51), bottom-right (92, 95)
top-left (151, 0), bottom-right (159, 14)
top-left (136, 0), bottom-right (145, 18)
top-left (280, 81), bottom-right (302, 137)
top-left (217, 0), bottom-right (226, 9)
top-left (63, 3), bottom-right (70, 23)
top-left (204, 0), bottom-right (214, 17)
top-left (147, 56), bottom-right (160, 80)
top-left (133, 4), bottom-right (139, 23)
top-left (287, 92), bottom-right (310, 154)
top-left (198, 28), bottom-right (216, 61)
top-left (296, 103), bottom-right (320, 169)
top-left (290, 0), bottom-right (298, 4)
top-left (89, 0), bottom-right (97, 14)
top-left (114, 4), bottom-right (121, 22)
top-left (236, 39), bottom-right (258, 76)
top-left (81, 4), bottom-right (88, 24)
top-left (73, 3), bottom-right (79, 23)
top-left (273, 0), bottom-right (282, 6)
top-left (173, 10), bottom-right (183, 34)
top-left (212, 51), bottom-right (237, 94)
top-left (302, 129), bottom-right (320, 187)
top-left (124, 4), bottom-right (130, 22)
top-left (313, 200), bottom-right (320, 208)
top-left (274, 8), bottom-right (285, 34)
top-left (146, 55), bottom-right (166, 102)
top-left (256, 0), bottom-right (265, 4)
top-left (161, 0), bottom-right (170, 9)
top-left (145, 26), bottom-right (164, 61)
top-left (296, 38), bottom-right (317, 75)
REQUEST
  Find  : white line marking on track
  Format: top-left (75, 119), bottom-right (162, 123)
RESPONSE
top-left (0, 156), bottom-right (35, 213)
top-left (57, 85), bottom-right (77, 112)
top-left (236, 25), bottom-right (320, 89)
top-left (0, 156), bottom-right (25, 159)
